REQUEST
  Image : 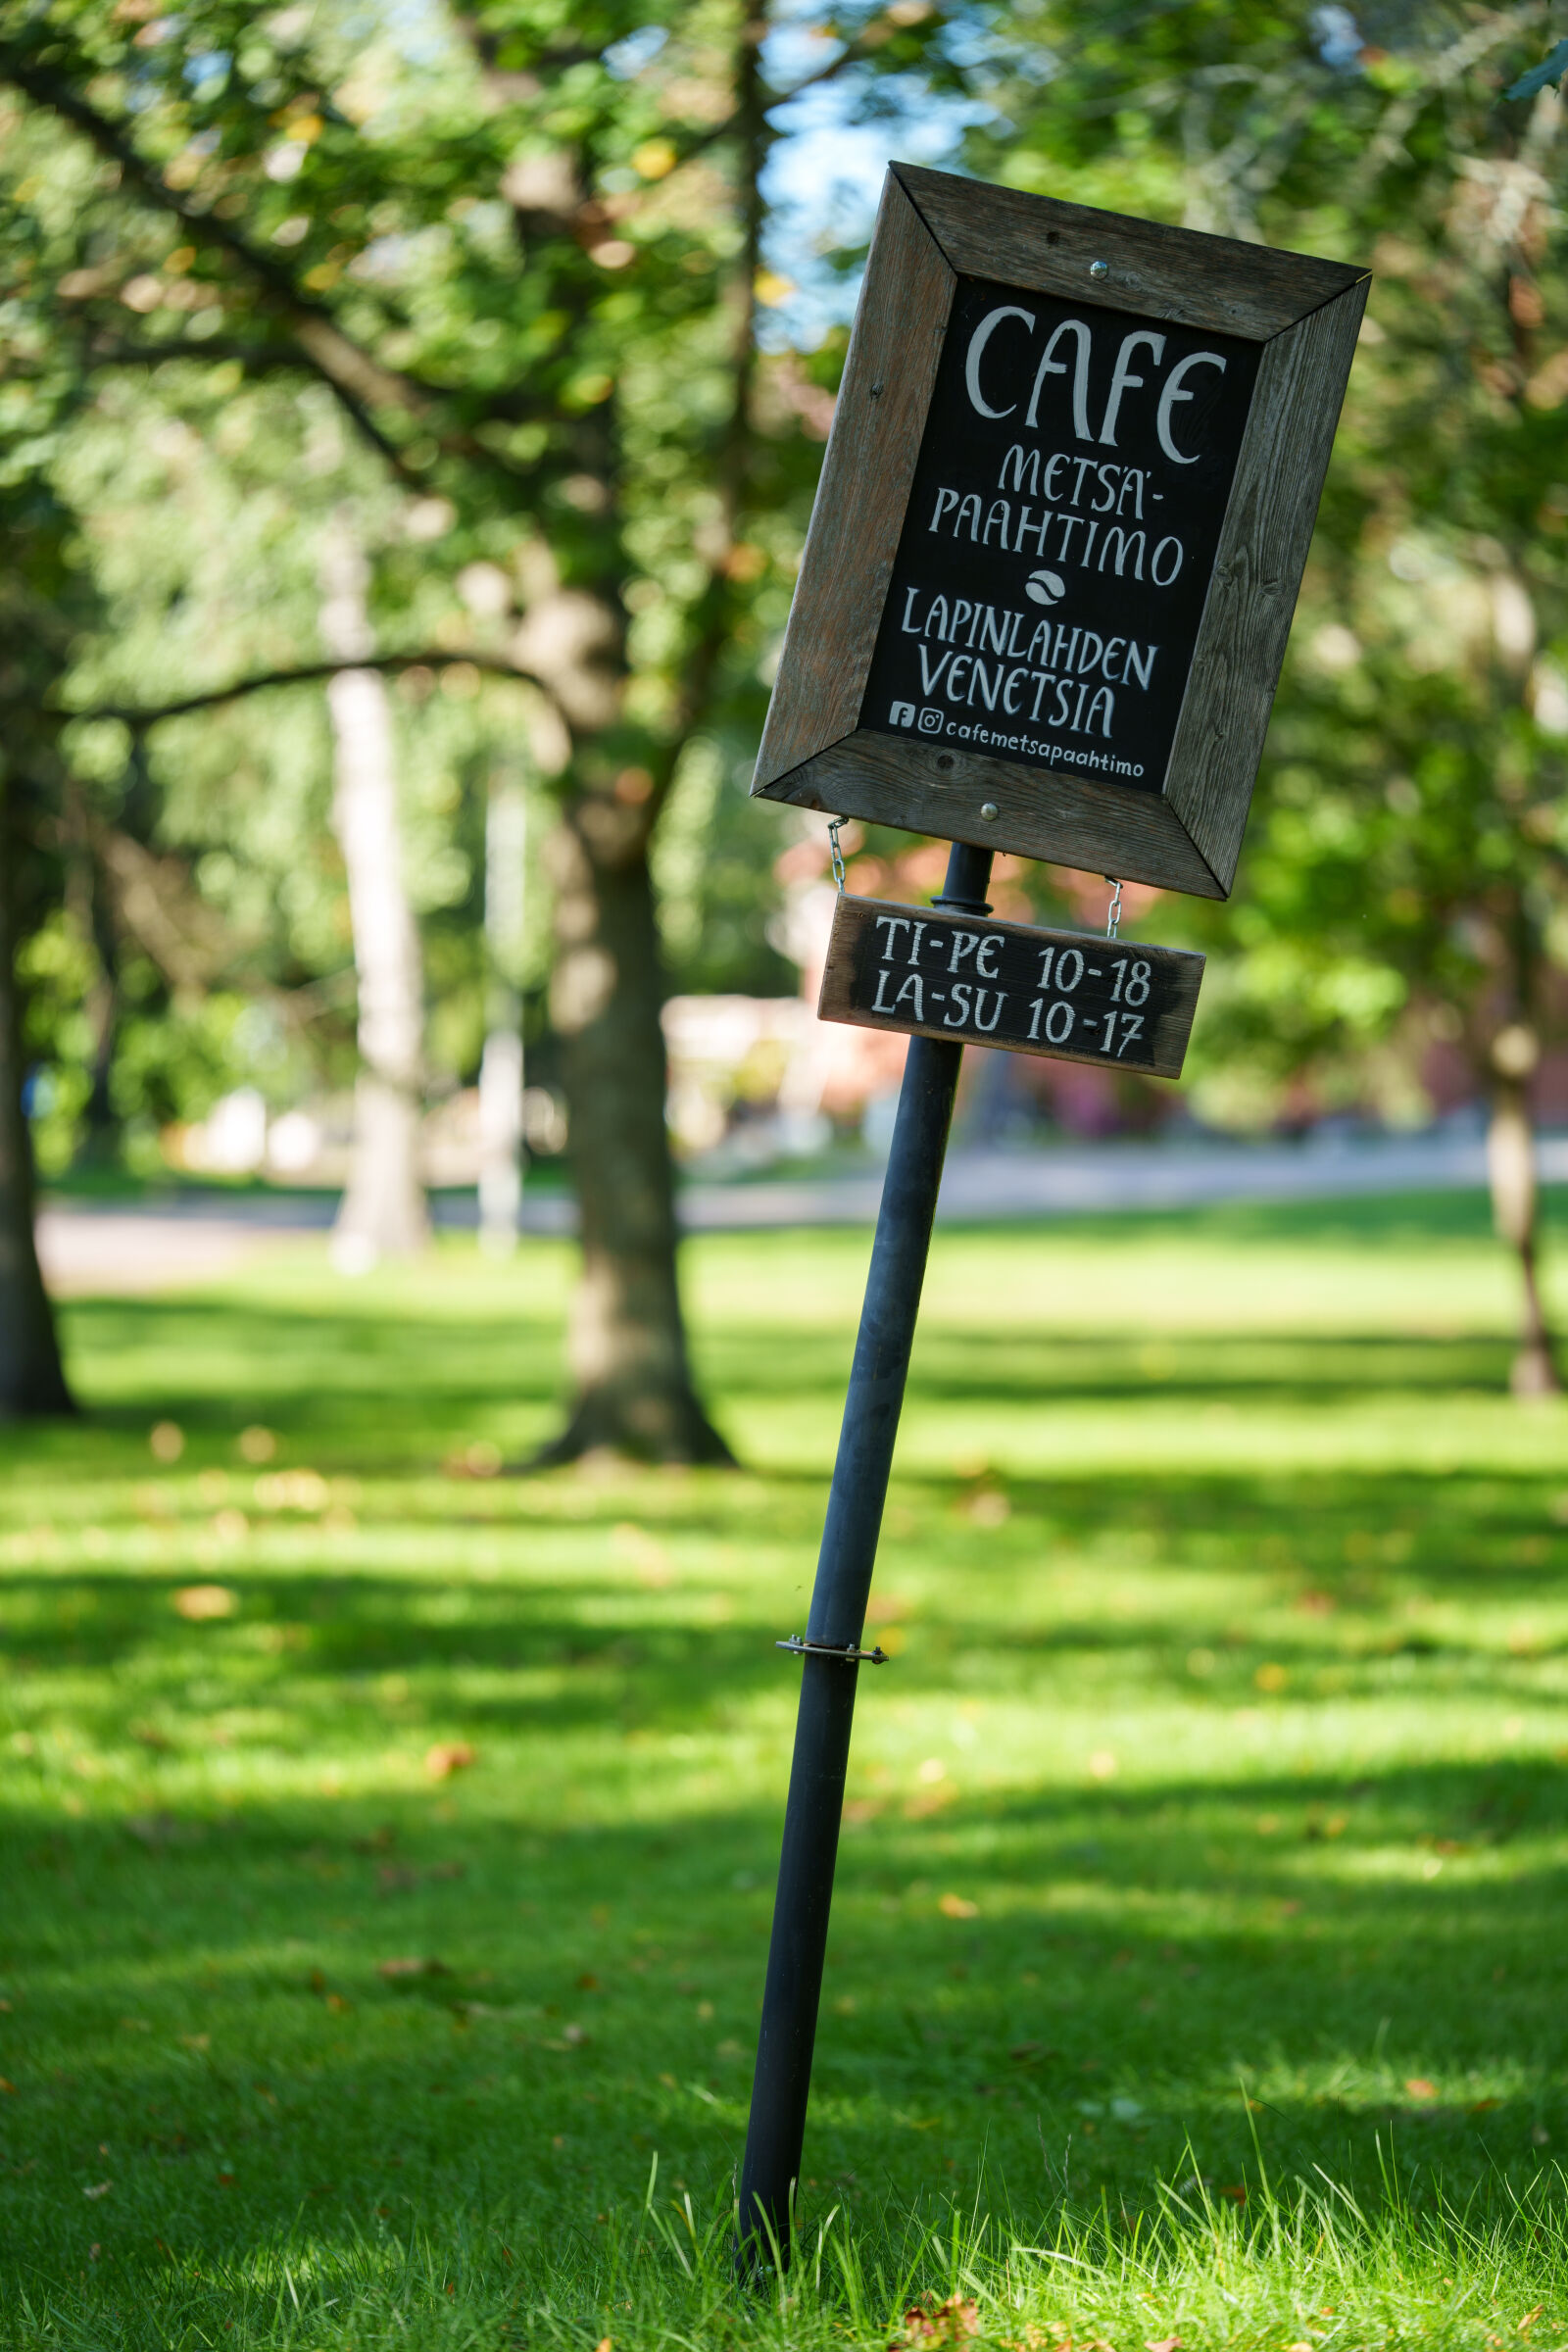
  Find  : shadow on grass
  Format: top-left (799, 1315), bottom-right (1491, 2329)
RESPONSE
top-left (3, 1736), bottom-right (1564, 2251)
top-left (29, 1301), bottom-right (1541, 1429)
top-left (3, 1187), bottom-right (1565, 2295)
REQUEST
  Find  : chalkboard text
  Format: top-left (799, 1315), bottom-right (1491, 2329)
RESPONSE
top-left (817, 895), bottom-right (1204, 1079)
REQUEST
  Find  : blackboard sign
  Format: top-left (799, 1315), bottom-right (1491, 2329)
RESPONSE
top-left (753, 168), bottom-right (1368, 899)
top-left (859, 280), bottom-right (1260, 797)
top-left (818, 894), bottom-right (1203, 1078)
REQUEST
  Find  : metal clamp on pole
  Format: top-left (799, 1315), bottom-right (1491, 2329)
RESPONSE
top-left (775, 1635), bottom-right (890, 1666)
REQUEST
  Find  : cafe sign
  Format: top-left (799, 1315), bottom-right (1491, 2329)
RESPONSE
top-left (753, 166), bottom-right (1368, 899)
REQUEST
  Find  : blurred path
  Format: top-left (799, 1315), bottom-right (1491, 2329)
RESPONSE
top-left (35, 1129), bottom-right (1568, 1295)
top-left (36, 1202), bottom-right (318, 1296)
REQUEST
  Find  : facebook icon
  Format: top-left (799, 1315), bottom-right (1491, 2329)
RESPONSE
top-left (890, 702), bottom-right (915, 726)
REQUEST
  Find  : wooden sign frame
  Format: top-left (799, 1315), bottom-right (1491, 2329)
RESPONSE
top-left (752, 166), bottom-right (1368, 900)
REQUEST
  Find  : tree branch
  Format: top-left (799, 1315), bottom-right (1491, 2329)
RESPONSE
top-left (47, 333), bottom-right (303, 373)
top-left (66, 652), bottom-right (543, 729)
top-left (635, 8), bottom-right (772, 845)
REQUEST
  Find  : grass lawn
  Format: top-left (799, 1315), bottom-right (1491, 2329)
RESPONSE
top-left (2, 1189), bottom-right (1567, 2348)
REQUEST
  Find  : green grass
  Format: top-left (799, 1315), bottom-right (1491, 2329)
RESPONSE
top-left (3, 1189), bottom-right (1567, 2347)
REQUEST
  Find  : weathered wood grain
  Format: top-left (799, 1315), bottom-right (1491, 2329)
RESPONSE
top-left (752, 178), bottom-right (954, 792)
top-left (763, 728), bottom-right (1225, 898)
top-left (818, 893), bottom-right (1205, 1078)
top-left (894, 164), bottom-right (1365, 341)
top-left (1163, 278), bottom-right (1369, 892)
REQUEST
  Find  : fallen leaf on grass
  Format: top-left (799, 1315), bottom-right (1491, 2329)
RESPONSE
top-left (938, 1892), bottom-right (978, 1920)
top-left (895, 2296), bottom-right (981, 2346)
top-left (905, 1787), bottom-right (958, 1820)
top-left (126, 1812), bottom-right (182, 1846)
top-left (180, 2033), bottom-right (211, 2051)
top-left (1218, 2183), bottom-right (1247, 2204)
top-left (377, 1957), bottom-right (451, 1980)
top-left (83, 2181), bottom-right (112, 2199)
top-left (1147, 2336), bottom-right (1184, 2350)
top-left (425, 1741), bottom-right (475, 1780)
top-left (1405, 2077), bottom-right (1438, 2100)
top-left (444, 1440), bottom-right (502, 1479)
top-left (0, 2078), bottom-right (13, 2094)
top-left (172, 1585), bottom-right (238, 1621)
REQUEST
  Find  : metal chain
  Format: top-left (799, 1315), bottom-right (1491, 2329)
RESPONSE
top-left (828, 818), bottom-right (847, 895)
top-left (1104, 876), bottom-right (1123, 939)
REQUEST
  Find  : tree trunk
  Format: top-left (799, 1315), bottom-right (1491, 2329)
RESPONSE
top-left (537, 803), bottom-right (732, 1464)
top-left (478, 769), bottom-right (526, 1257)
top-left (67, 813), bottom-right (121, 1165)
top-left (319, 514), bottom-right (429, 1272)
top-left (0, 787), bottom-right (74, 1416)
top-left (1487, 1027), bottom-right (1560, 1396)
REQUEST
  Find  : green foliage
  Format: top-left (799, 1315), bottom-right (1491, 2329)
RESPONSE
top-left (964, 2), bottom-right (1568, 1128)
top-left (1, 1201), bottom-right (1566, 2334)
top-left (1, 0), bottom-right (919, 1161)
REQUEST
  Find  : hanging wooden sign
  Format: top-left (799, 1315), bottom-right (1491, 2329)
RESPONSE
top-left (753, 166), bottom-right (1369, 899)
top-left (818, 893), bottom-right (1203, 1078)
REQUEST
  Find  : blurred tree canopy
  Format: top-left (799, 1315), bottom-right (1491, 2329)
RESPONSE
top-left (0, 0), bottom-right (1563, 1416)
top-left (953, 0), bottom-right (1567, 1386)
top-left (0, 0), bottom-right (963, 1442)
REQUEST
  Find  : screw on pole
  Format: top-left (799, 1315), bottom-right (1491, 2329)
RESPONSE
top-left (736, 835), bottom-right (994, 2275)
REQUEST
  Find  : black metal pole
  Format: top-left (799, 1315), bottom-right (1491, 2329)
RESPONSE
top-left (736, 837), bottom-right (995, 2270)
